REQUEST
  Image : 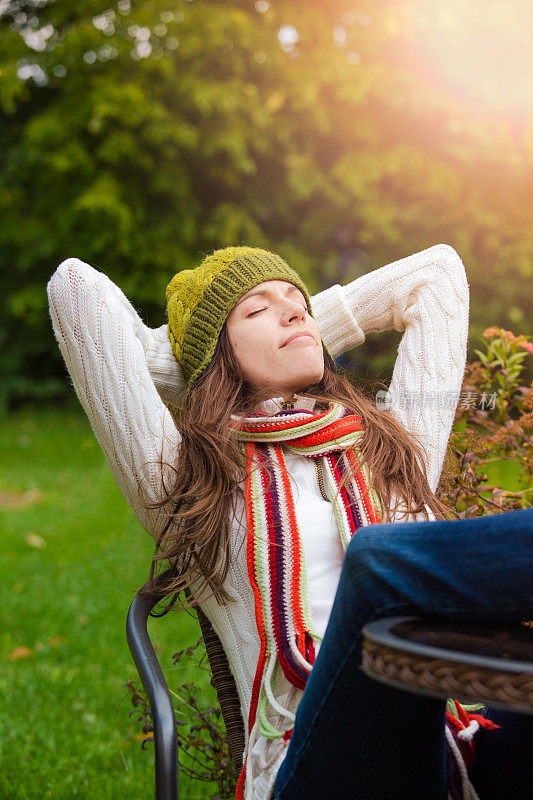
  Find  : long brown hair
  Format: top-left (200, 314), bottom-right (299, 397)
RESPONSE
top-left (142, 325), bottom-right (452, 607)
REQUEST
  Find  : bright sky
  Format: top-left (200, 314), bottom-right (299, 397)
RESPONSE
top-left (411, 0), bottom-right (533, 116)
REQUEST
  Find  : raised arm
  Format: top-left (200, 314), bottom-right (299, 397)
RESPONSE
top-left (310, 244), bottom-right (469, 492)
top-left (47, 258), bottom-right (182, 540)
top-left (142, 323), bottom-right (186, 407)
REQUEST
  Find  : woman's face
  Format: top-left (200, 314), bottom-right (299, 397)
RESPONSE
top-left (226, 280), bottom-right (324, 400)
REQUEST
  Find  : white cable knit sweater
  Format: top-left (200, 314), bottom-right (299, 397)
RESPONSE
top-left (47, 244), bottom-right (469, 799)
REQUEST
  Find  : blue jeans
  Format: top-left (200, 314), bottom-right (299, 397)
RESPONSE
top-left (273, 509), bottom-right (533, 800)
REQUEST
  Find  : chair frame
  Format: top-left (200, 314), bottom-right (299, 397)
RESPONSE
top-left (126, 570), bottom-right (179, 800)
top-left (126, 570), bottom-right (246, 800)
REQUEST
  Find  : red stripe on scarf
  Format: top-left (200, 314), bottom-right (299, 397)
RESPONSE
top-left (289, 415), bottom-right (363, 450)
top-left (346, 448), bottom-right (380, 525)
top-left (272, 451), bottom-right (312, 689)
top-left (236, 443), bottom-right (269, 800)
top-left (328, 453), bottom-right (358, 537)
top-left (278, 449), bottom-right (307, 637)
top-left (261, 451), bottom-right (303, 685)
top-left (232, 407), bottom-right (330, 433)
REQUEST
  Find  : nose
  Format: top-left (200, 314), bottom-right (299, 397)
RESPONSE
top-left (280, 297), bottom-right (307, 325)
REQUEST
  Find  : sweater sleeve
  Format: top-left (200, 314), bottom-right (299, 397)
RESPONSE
top-left (141, 322), bottom-right (187, 406)
top-left (310, 244), bottom-right (469, 492)
top-left (47, 257), bottom-right (182, 540)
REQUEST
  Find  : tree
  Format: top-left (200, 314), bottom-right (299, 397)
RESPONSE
top-left (1, 0), bottom-right (531, 410)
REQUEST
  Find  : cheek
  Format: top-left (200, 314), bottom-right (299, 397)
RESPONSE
top-left (229, 322), bottom-right (273, 371)
top-left (248, 330), bottom-right (276, 365)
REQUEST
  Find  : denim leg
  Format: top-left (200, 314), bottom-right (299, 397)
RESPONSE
top-left (469, 706), bottom-right (533, 799)
top-left (274, 509), bottom-right (533, 800)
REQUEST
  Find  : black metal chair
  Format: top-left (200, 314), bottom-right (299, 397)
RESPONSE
top-left (126, 570), bottom-right (246, 800)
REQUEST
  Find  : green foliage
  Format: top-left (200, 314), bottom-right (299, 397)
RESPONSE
top-left (472, 326), bottom-right (533, 424)
top-left (437, 327), bottom-right (532, 516)
top-left (1, 0), bottom-right (532, 411)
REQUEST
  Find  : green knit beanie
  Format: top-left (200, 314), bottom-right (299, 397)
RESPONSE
top-left (166, 246), bottom-right (316, 388)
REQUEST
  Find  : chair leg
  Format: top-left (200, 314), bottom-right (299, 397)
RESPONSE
top-left (126, 580), bottom-right (179, 800)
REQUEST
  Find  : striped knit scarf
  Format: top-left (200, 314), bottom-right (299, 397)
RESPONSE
top-left (230, 402), bottom-right (382, 795)
top-left (230, 401), bottom-right (496, 800)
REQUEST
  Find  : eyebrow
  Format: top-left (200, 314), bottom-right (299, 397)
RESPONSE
top-left (236, 284), bottom-right (304, 308)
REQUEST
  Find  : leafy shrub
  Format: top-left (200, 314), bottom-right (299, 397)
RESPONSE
top-left (438, 326), bottom-right (532, 516)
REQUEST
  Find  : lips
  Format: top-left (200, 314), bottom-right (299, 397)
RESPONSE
top-left (281, 332), bottom-right (315, 348)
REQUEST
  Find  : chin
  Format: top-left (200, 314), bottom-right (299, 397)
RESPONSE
top-left (291, 368), bottom-right (324, 392)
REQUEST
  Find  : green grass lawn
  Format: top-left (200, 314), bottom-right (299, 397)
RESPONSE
top-left (0, 407), bottom-right (216, 800)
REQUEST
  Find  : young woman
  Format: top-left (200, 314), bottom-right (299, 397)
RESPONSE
top-left (47, 245), bottom-right (532, 800)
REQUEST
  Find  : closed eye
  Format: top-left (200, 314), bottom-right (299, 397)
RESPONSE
top-left (247, 300), bottom-right (307, 317)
